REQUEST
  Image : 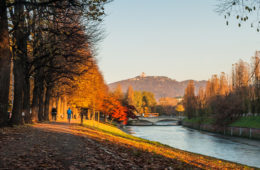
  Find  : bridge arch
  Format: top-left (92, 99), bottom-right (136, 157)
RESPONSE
top-left (128, 116), bottom-right (182, 126)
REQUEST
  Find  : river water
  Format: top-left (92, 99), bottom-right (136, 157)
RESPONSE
top-left (127, 122), bottom-right (260, 168)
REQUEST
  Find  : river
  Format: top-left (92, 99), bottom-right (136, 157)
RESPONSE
top-left (127, 122), bottom-right (260, 168)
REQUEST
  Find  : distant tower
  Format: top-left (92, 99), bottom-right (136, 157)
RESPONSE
top-left (256, 51), bottom-right (260, 58)
top-left (141, 72), bottom-right (146, 78)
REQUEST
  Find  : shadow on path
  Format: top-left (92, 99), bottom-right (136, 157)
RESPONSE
top-left (0, 122), bottom-right (197, 169)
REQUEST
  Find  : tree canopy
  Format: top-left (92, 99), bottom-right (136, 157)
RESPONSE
top-left (217, 0), bottom-right (260, 31)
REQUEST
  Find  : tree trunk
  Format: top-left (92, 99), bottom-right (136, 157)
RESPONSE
top-left (92, 109), bottom-right (95, 121)
top-left (64, 96), bottom-right (68, 118)
top-left (87, 109), bottom-right (90, 120)
top-left (11, 58), bottom-right (24, 125)
top-left (58, 97), bottom-right (62, 119)
top-left (110, 118), bottom-right (114, 124)
top-left (56, 97), bottom-right (59, 119)
top-left (38, 80), bottom-right (44, 121)
top-left (44, 86), bottom-right (51, 121)
top-left (61, 97), bottom-right (64, 118)
top-left (10, 0), bottom-right (27, 125)
top-left (23, 76), bottom-right (31, 123)
top-left (31, 82), bottom-right (39, 123)
top-left (0, 0), bottom-right (11, 126)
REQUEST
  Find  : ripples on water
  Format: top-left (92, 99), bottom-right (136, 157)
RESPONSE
top-left (127, 122), bottom-right (260, 168)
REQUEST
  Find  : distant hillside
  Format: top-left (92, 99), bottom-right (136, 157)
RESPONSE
top-left (108, 74), bottom-right (207, 100)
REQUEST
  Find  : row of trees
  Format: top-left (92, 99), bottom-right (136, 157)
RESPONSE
top-left (56, 64), bottom-right (137, 125)
top-left (0, 0), bottom-right (109, 126)
top-left (183, 52), bottom-right (260, 126)
top-left (115, 85), bottom-right (157, 114)
top-left (113, 85), bottom-right (183, 116)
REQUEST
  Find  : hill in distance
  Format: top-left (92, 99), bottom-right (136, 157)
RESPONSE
top-left (108, 73), bottom-right (207, 100)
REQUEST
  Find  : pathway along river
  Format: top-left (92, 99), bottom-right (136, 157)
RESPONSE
top-left (127, 121), bottom-right (260, 168)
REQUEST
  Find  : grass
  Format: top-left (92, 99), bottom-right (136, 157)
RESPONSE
top-left (231, 116), bottom-right (260, 129)
top-left (80, 120), bottom-right (254, 169)
top-left (82, 120), bottom-right (163, 146)
top-left (184, 116), bottom-right (260, 129)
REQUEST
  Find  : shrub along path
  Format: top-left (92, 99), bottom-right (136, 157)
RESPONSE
top-left (0, 122), bottom-right (254, 169)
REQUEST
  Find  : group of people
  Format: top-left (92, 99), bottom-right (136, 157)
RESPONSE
top-left (51, 107), bottom-right (73, 123)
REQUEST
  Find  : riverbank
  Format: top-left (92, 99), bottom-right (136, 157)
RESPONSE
top-left (182, 116), bottom-right (260, 140)
top-left (0, 121), bottom-right (256, 169)
top-left (78, 120), bottom-right (257, 169)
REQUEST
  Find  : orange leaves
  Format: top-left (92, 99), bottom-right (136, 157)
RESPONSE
top-left (102, 95), bottom-right (127, 124)
top-left (101, 95), bottom-right (137, 125)
top-left (67, 62), bottom-right (108, 110)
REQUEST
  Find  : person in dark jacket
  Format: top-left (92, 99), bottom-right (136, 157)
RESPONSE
top-left (67, 108), bottom-right (72, 123)
top-left (51, 108), bottom-right (57, 121)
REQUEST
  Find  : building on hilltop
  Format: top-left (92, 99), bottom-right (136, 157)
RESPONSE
top-left (140, 72), bottom-right (146, 78)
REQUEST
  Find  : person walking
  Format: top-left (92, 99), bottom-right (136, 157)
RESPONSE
top-left (51, 108), bottom-right (57, 121)
top-left (67, 107), bottom-right (72, 123)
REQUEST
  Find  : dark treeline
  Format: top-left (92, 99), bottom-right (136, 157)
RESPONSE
top-left (183, 51), bottom-right (260, 126)
top-left (0, 0), bottom-right (110, 126)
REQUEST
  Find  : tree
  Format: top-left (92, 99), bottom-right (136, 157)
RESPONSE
top-left (210, 75), bottom-right (220, 96)
top-left (102, 95), bottom-right (127, 124)
top-left (175, 104), bottom-right (184, 117)
top-left (252, 52), bottom-right (260, 98)
top-left (0, 0), bottom-right (11, 126)
top-left (112, 84), bottom-right (124, 101)
top-left (133, 91), bottom-right (143, 113)
top-left (125, 85), bottom-right (134, 105)
top-left (10, 0), bottom-right (27, 125)
top-left (234, 59), bottom-right (250, 88)
top-left (197, 87), bottom-right (206, 117)
top-left (210, 93), bottom-right (243, 127)
top-left (217, 0), bottom-right (260, 32)
top-left (219, 72), bottom-right (229, 96)
top-left (250, 52), bottom-right (260, 113)
top-left (183, 80), bottom-right (197, 119)
top-left (5, 0), bottom-right (110, 125)
top-left (142, 91), bottom-right (157, 112)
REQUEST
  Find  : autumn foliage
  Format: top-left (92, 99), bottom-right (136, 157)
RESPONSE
top-left (101, 95), bottom-right (137, 125)
top-left (183, 51), bottom-right (260, 126)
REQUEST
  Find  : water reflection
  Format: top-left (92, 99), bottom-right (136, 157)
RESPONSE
top-left (128, 124), bottom-right (260, 168)
top-left (153, 120), bottom-right (178, 126)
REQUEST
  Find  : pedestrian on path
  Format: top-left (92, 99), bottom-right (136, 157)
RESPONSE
top-left (51, 108), bottom-right (57, 121)
top-left (67, 108), bottom-right (72, 123)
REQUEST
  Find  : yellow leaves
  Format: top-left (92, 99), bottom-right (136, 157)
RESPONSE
top-left (176, 104), bottom-right (184, 112)
top-left (66, 62), bottom-right (107, 109)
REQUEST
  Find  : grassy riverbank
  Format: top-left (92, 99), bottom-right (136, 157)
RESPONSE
top-left (0, 120), bottom-right (256, 169)
top-left (230, 116), bottom-right (260, 129)
top-left (183, 116), bottom-right (260, 129)
top-left (82, 120), bottom-right (255, 169)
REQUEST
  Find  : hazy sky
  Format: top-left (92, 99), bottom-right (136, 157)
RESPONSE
top-left (97, 0), bottom-right (260, 84)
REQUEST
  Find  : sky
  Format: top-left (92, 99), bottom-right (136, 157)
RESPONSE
top-left (97, 0), bottom-right (260, 84)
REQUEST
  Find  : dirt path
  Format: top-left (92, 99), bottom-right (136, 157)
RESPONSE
top-left (0, 122), bottom-right (198, 169)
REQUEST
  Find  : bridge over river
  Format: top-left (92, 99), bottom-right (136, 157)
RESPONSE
top-left (128, 116), bottom-right (183, 126)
